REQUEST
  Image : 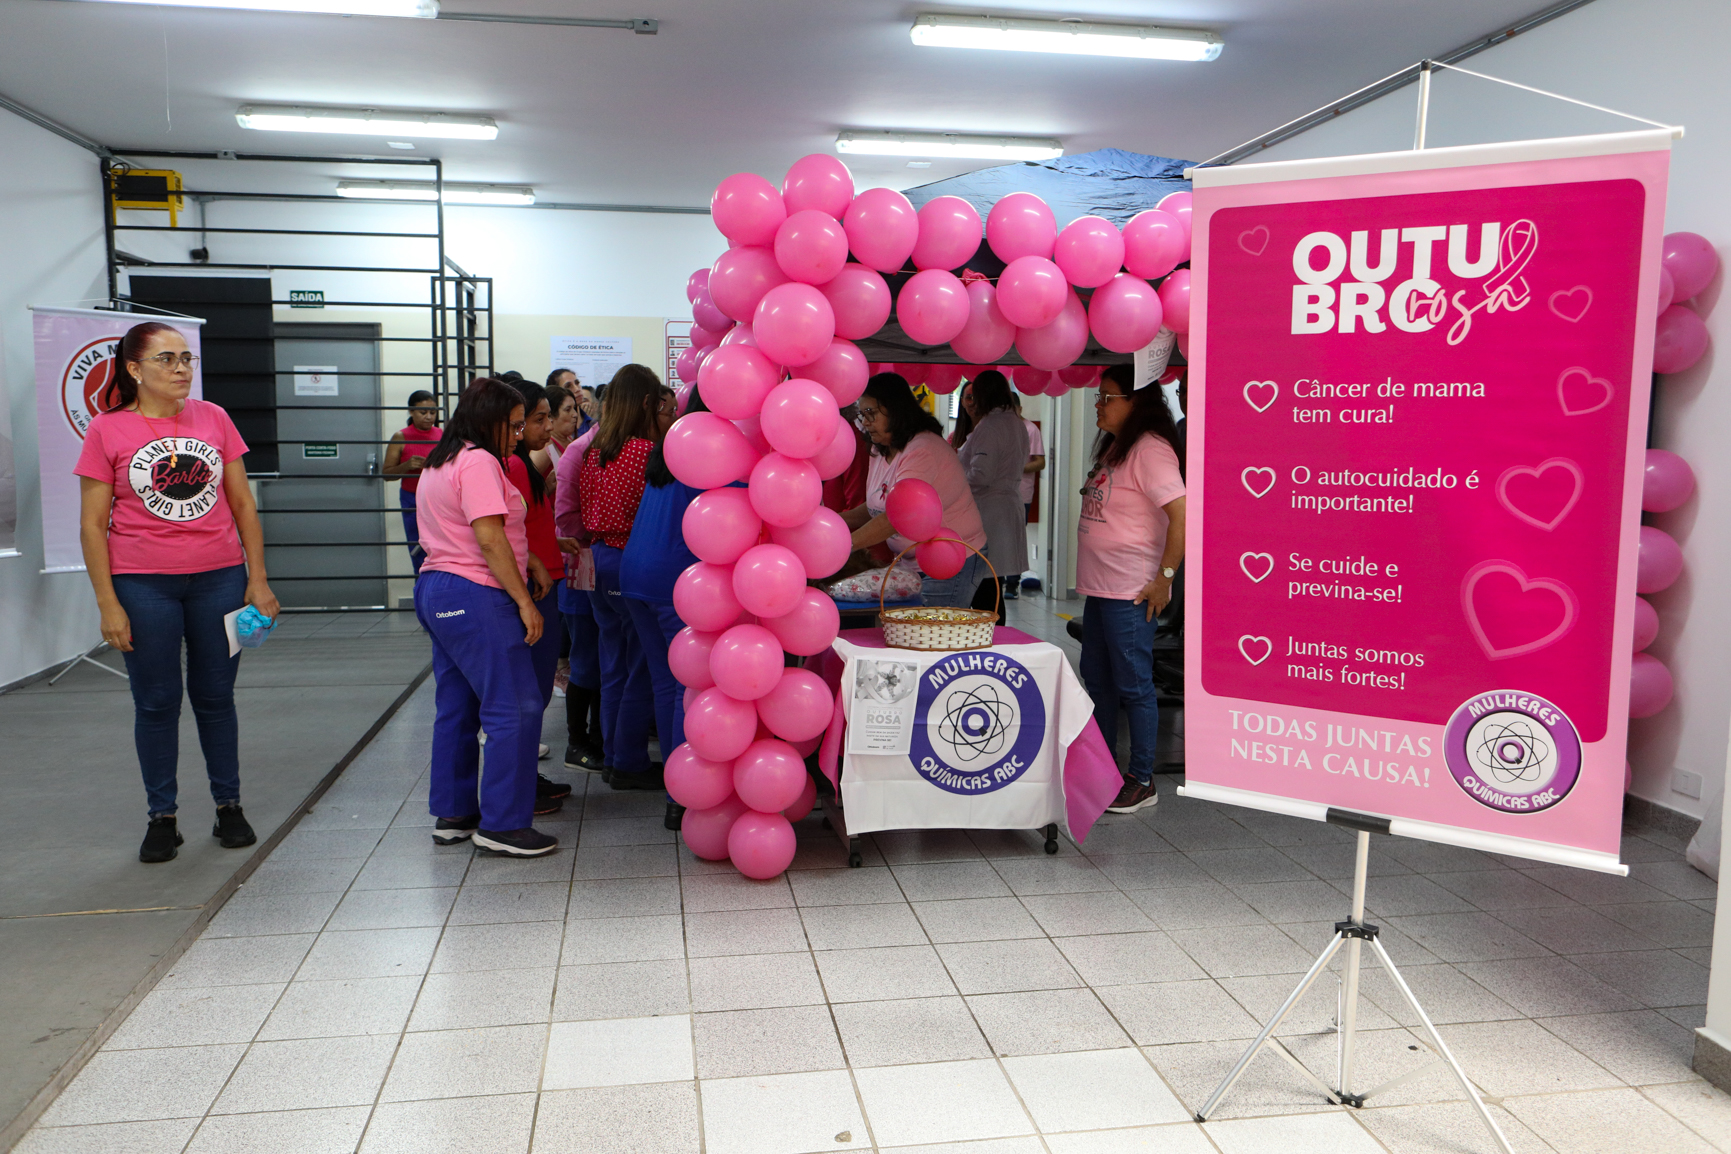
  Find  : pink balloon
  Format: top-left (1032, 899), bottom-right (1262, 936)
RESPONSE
top-left (686, 267), bottom-right (710, 304)
top-left (811, 418), bottom-right (861, 481)
top-left (754, 283), bottom-right (836, 368)
top-left (913, 196), bottom-right (983, 271)
top-left (1016, 290), bottom-right (1089, 370)
top-left (689, 320), bottom-right (727, 350)
top-left (844, 187), bottom-right (919, 273)
top-left (1059, 364), bottom-right (1098, 387)
top-left (1653, 304), bottom-right (1709, 374)
top-left (1122, 209), bottom-right (1188, 280)
top-left (682, 793), bottom-right (749, 860)
top-left (665, 743), bottom-right (735, 810)
top-left (770, 506), bottom-right (852, 579)
top-left (682, 486), bottom-right (763, 566)
top-left (996, 256), bottom-right (1068, 329)
top-left (783, 154), bottom-right (854, 219)
top-left (763, 587), bottom-right (841, 656)
top-left (732, 541), bottom-right (808, 617)
top-left (916, 530), bottom-right (966, 579)
top-left (1156, 190), bottom-right (1194, 235)
top-left (1636, 525), bottom-right (1684, 594)
top-left (674, 561), bottom-right (744, 632)
top-left (684, 686), bottom-right (698, 712)
top-left (732, 739), bottom-right (807, 813)
top-left (784, 774), bottom-right (819, 822)
top-left (951, 279), bottom-right (1017, 365)
top-left (1054, 216), bottom-right (1126, 288)
top-left (1013, 364), bottom-right (1054, 395)
top-left (727, 808), bottom-right (798, 879)
top-left (774, 209), bottom-right (849, 285)
top-left (1662, 231), bottom-right (1718, 302)
top-left (899, 269), bottom-right (971, 346)
top-left (986, 192), bottom-right (1057, 263)
top-left (1159, 268), bottom-right (1193, 334)
top-left (1630, 652), bottom-right (1674, 719)
top-left (894, 362), bottom-right (929, 386)
top-left (712, 173), bottom-right (786, 248)
top-left (674, 344), bottom-right (704, 386)
top-left (760, 378), bottom-right (841, 459)
top-left (710, 246), bottom-right (789, 323)
top-left (734, 413), bottom-right (771, 457)
top-left (664, 412), bottom-right (756, 489)
top-left (1657, 266), bottom-right (1676, 314)
top-left (885, 478), bottom-right (942, 541)
top-left (691, 292), bottom-right (730, 334)
top-left (1175, 331), bottom-right (1190, 359)
top-left (721, 323), bottom-right (758, 348)
top-left (684, 688), bottom-right (759, 763)
top-left (925, 365), bottom-right (965, 395)
top-left (748, 453), bottom-right (823, 529)
top-left (819, 264), bottom-right (892, 341)
top-left (802, 338), bottom-right (870, 406)
top-left (1643, 449), bottom-right (1695, 513)
top-left (698, 343), bottom-right (782, 421)
top-left (757, 667), bottom-right (834, 743)
top-left (1631, 596), bottom-right (1659, 652)
top-left (710, 623), bottom-right (785, 701)
top-left (668, 626), bottom-right (720, 690)
top-left (1090, 273), bottom-right (1165, 353)
top-left (1043, 375), bottom-right (1072, 396)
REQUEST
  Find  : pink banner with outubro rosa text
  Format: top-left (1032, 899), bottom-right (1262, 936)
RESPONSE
top-left (1182, 130), bottom-right (1673, 874)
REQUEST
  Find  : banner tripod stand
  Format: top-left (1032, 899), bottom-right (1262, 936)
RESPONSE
top-left (1193, 813), bottom-right (1514, 1154)
top-left (48, 641), bottom-right (129, 685)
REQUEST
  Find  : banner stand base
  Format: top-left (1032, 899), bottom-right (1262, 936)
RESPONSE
top-left (48, 642), bottom-right (129, 686)
top-left (1193, 830), bottom-right (1515, 1154)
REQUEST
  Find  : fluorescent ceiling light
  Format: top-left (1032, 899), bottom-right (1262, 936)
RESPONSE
top-left (237, 105), bottom-right (498, 139)
top-left (837, 131), bottom-right (1062, 162)
top-left (76, 0), bottom-right (435, 16)
top-left (337, 180), bottom-right (534, 206)
top-left (911, 13), bottom-right (1222, 61)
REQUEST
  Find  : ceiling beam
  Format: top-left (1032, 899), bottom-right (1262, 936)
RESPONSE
top-left (436, 13), bottom-right (655, 32)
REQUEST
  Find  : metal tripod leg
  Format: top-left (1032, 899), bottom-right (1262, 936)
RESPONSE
top-left (48, 643), bottom-right (129, 685)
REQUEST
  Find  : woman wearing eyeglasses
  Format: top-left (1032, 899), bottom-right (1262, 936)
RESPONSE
top-left (76, 321), bottom-right (279, 863)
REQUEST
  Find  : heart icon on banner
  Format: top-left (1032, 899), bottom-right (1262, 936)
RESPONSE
top-left (1241, 468), bottom-right (1276, 498)
top-left (1239, 552), bottom-right (1274, 583)
top-left (1497, 458), bottom-right (1584, 531)
top-left (1238, 635), bottom-right (1272, 665)
top-left (1460, 560), bottom-right (1579, 660)
top-left (1238, 226), bottom-right (1270, 256)
top-left (1548, 286), bottom-right (1592, 323)
top-left (1557, 366), bottom-right (1614, 416)
top-left (1242, 380), bottom-right (1279, 412)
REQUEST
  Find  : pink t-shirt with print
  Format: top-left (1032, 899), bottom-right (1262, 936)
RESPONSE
top-left (73, 397), bottom-right (247, 575)
top-left (416, 445), bottom-right (528, 589)
top-left (865, 431), bottom-right (986, 557)
top-left (1075, 434), bottom-right (1185, 600)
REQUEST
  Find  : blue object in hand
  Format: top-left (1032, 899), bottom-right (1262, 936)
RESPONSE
top-left (236, 605), bottom-right (275, 648)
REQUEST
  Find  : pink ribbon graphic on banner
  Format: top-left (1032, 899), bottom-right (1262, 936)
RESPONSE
top-left (1447, 219), bottom-right (1538, 345)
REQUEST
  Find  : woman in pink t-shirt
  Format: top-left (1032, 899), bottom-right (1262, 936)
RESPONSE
top-left (1077, 363), bottom-right (1187, 816)
top-left (75, 321), bottom-right (279, 864)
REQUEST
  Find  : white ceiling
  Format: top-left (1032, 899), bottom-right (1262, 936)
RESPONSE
top-left (1, 0), bottom-right (1561, 206)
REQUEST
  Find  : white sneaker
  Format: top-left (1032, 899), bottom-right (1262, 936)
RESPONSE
top-left (538, 743), bottom-right (551, 760)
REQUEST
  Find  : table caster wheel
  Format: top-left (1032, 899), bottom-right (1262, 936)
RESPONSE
top-left (821, 816), bottom-right (833, 830)
top-left (848, 851), bottom-right (863, 868)
top-left (1044, 838), bottom-right (1059, 855)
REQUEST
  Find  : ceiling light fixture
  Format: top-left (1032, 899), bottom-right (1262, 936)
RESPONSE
top-left (910, 13), bottom-right (1222, 62)
top-left (75, 0), bottom-right (436, 17)
top-left (836, 131), bottom-right (1063, 162)
top-left (236, 105), bottom-right (499, 139)
top-left (337, 180), bottom-right (534, 206)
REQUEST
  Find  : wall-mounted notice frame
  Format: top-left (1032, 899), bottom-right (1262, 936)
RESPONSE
top-left (1182, 130), bottom-right (1673, 875)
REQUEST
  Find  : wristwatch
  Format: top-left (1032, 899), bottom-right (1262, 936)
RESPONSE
top-left (1161, 567), bottom-right (1177, 579)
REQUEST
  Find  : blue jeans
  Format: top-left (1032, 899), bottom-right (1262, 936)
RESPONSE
top-left (400, 489), bottom-right (424, 574)
top-left (590, 544), bottom-right (654, 774)
top-left (920, 550), bottom-right (989, 608)
top-left (1080, 595), bottom-right (1159, 785)
top-left (415, 570), bottom-right (540, 831)
top-left (626, 597), bottom-right (687, 756)
top-left (111, 565), bottom-right (248, 817)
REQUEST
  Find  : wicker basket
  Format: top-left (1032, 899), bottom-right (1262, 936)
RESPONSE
top-left (877, 539), bottom-right (1001, 652)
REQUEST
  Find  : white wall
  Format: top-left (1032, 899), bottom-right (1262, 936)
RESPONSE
top-left (1249, 0), bottom-right (1731, 822)
top-left (0, 109), bottom-right (110, 688)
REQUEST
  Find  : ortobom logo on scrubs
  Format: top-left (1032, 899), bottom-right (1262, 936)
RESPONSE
top-left (908, 651), bottom-right (1045, 795)
top-left (1441, 689), bottom-right (1581, 814)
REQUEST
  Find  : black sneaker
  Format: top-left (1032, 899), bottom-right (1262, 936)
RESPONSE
top-left (140, 816), bottom-right (183, 863)
top-left (533, 794), bottom-right (565, 817)
top-left (1106, 778), bottom-right (1159, 814)
top-left (213, 805), bottom-right (256, 849)
top-left (664, 801), bottom-right (686, 831)
top-left (537, 773), bottom-right (573, 801)
top-left (609, 763), bottom-right (666, 792)
top-left (432, 814), bottom-right (481, 844)
top-left (564, 744), bottom-right (605, 772)
top-left (473, 827), bottom-right (560, 857)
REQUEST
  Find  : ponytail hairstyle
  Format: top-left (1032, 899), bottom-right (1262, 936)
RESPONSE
top-left (508, 378), bottom-right (550, 505)
top-left (1092, 362), bottom-right (1181, 471)
top-left (424, 377), bottom-right (523, 470)
top-left (109, 321), bottom-right (183, 412)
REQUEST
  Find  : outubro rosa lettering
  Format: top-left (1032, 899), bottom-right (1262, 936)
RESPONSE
top-left (1225, 711), bottom-right (1434, 789)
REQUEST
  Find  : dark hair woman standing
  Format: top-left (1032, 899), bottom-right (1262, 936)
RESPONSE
top-left (956, 370), bottom-right (1028, 619)
top-left (76, 321), bottom-right (279, 863)
top-left (382, 389), bottom-right (441, 573)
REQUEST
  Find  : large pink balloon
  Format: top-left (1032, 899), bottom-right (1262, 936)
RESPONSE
top-left (810, 418), bottom-right (861, 481)
top-left (682, 487), bottom-right (762, 566)
top-left (720, 323), bottom-right (758, 348)
top-left (913, 196), bottom-right (982, 271)
top-left (1657, 266), bottom-right (1676, 314)
top-left (732, 542), bottom-right (808, 617)
top-left (686, 267), bottom-right (710, 304)
top-left (819, 264), bottom-right (892, 341)
top-left (783, 154), bottom-right (854, 219)
top-left (684, 688), bottom-right (759, 763)
top-left (997, 256), bottom-right (1068, 329)
top-left (756, 667), bottom-right (834, 743)
top-left (1054, 216), bottom-right (1126, 288)
top-left (712, 173), bottom-right (786, 248)
top-left (1016, 290), bottom-right (1089, 370)
top-left (689, 320), bottom-right (727, 350)
top-left (1059, 364), bottom-right (1099, 387)
top-left (1156, 190), bottom-right (1194, 235)
top-left (727, 808), bottom-right (797, 879)
top-left (668, 626), bottom-right (720, 690)
top-left (784, 775), bottom-right (819, 822)
top-left (1043, 374), bottom-right (1074, 396)
top-left (1662, 231), bottom-right (1718, 302)
top-left (665, 743), bottom-right (735, 810)
top-left (1653, 304), bottom-right (1709, 374)
top-left (1630, 652), bottom-right (1675, 719)
top-left (748, 453), bottom-right (823, 529)
top-left (844, 187), bottom-right (919, 273)
top-left (925, 364), bottom-right (965, 395)
top-left (732, 739), bottom-right (807, 813)
top-left (674, 561), bottom-right (744, 632)
top-left (894, 362), bottom-right (929, 386)
top-left (710, 246), bottom-right (789, 323)
top-left (760, 378), bottom-right (841, 460)
top-left (681, 793), bottom-right (749, 860)
top-left (802, 338), bottom-right (870, 406)
top-left (951, 279), bottom-right (1017, 364)
top-left (710, 623), bottom-right (785, 701)
top-left (1643, 449), bottom-right (1695, 513)
top-left (664, 412), bottom-right (756, 489)
top-left (754, 283), bottom-right (836, 368)
top-left (698, 343), bottom-right (782, 421)
top-left (1122, 209), bottom-right (1188, 280)
top-left (1090, 273), bottom-right (1165, 353)
top-left (1012, 365), bottom-right (1052, 395)
top-left (898, 269), bottom-right (970, 346)
top-left (1159, 268), bottom-right (1193, 334)
top-left (691, 293), bottom-right (730, 335)
top-left (1636, 525), bottom-right (1684, 594)
top-left (916, 530), bottom-right (966, 579)
top-left (763, 587), bottom-right (840, 655)
top-left (885, 478), bottom-right (942, 541)
top-left (770, 506), bottom-right (852, 579)
top-left (774, 209), bottom-right (849, 286)
top-left (674, 344), bottom-right (704, 386)
top-left (1631, 596), bottom-right (1659, 652)
top-left (986, 192), bottom-right (1057, 263)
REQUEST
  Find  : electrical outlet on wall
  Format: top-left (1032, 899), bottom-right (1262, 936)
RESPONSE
top-left (1673, 769), bottom-right (1704, 799)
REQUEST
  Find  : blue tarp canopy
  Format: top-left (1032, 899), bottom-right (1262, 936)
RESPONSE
top-left (903, 148), bottom-right (1192, 231)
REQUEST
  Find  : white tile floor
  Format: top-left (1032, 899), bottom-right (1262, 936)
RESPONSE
top-left (18, 601), bottom-right (1731, 1154)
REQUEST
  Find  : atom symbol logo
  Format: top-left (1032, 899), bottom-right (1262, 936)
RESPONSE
top-left (1470, 718), bottom-right (1552, 786)
top-left (936, 683), bottom-right (1016, 764)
